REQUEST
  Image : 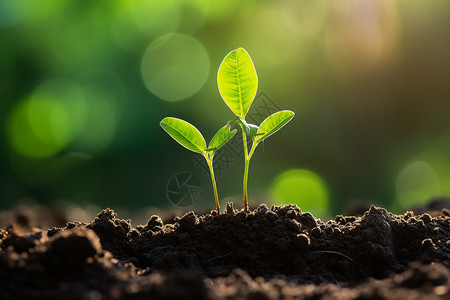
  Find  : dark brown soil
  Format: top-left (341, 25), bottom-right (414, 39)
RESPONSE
top-left (1, 204), bottom-right (449, 299)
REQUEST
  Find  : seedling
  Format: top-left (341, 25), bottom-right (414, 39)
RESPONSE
top-left (217, 47), bottom-right (294, 212)
top-left (160, 47), bottom-right (294, 214)
top-left (160, 117), bottom-right (236, 214)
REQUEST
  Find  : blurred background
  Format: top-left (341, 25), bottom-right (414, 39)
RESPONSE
top-left (1, 0), bottom-right (450, 221)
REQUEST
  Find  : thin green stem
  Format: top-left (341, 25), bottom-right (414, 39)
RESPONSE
top-left (241, 125), bottom-right (260, 213)
top-left (243, 157), bottom-right (249, 212)
top-left (206, 153), bottom-right (220, 214)
top-left (248, 140), bottom-right (258, 160)
top-left (241, 126), bottom-right (249, 212)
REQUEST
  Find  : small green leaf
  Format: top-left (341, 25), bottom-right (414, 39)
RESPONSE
top-left (217, 48), bottom-right (258, 119)
top-left (241, 121), bottom-right (260, 137)
top-left (207, 125), bottom-right (237, 153)
top-left (233, 118), bottom-right (260, 137)
top-left (247, 124), bottom-right (260, 137)
top-left (227, 119), bottom-right (240, 127)
top-left (160, 117), bottom-right (206, 154)
top-left (255, 110), bottom-right (295, 143)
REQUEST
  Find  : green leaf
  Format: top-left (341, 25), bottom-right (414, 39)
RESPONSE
top-left (160, 117), bottom-right (206, 154)
top-left (255, 110), bottom-right (295, 143)
top-left (207, 125), bottom-right (237, 153)
top-left (247, 124), bottom-right (260, 137)
top-left (237, 118), bottom-right (260, 137)
top-left (228, 117), bottom-right (260, 138)
top-left (217, 47), bottom-right (258, 119)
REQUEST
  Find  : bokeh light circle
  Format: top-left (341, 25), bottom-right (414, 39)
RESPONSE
top-left (324, 0), bottom-right (399, 76)
top-left (70, 86), bottom-right (117, 154)
top-left (8, 97), bottom-right (71, 158)
top-left (270, 169), bottom-right (329, 218)
top-left (141, 33), bottom-right (210, 102)
top-left (396, 161), bottom-right (440, 209)
top-left (8, 80), bottom-right (118, 158)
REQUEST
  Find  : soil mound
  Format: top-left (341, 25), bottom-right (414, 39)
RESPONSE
top-left (0, 204), bottom-right (449, 299)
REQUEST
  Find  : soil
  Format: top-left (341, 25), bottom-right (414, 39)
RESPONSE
top-left (0, 203), bottom-right (449, 299)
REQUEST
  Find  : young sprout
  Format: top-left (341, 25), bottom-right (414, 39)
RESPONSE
top-left (218, 47), bottom-right (295, 212)
top-left (160, 117), bottom-right (236, 214)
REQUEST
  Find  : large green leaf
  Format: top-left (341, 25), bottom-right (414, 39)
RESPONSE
top-left (217, 47), bottom-right (258, 119)
top-left (207, 125), bottom-right (237, 153)
top-left (255, 110), bottom-right (295, 143)
top-left (160, 117), bottom-right (206, 154)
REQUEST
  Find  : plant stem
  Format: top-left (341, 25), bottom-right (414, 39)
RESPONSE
top-left (241, 126), bottom-right (259, 213)
top-left (241, 126), bottom-right (249, 212)
top-left (243, 157), bottom-right (250, 213)
top-left (206, 154), bottom-right (220, 214)
top-left (248, 140), bottom-right (258, 160)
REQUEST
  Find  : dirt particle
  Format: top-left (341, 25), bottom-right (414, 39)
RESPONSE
top-left (128, 229), bottom-right (141, 238)
top-left (299, 212), bottom-right (317, 228)
top-left (1, 229), bottom-right (42, 253)
top-left (420, 213), bottom-right (432, 223)
top-left (420, 238), bottom-right (435, 253)
top-left (226, 202), bottom-right (235, 215)
top-left (176, 211), bottom-right (198, 231)
top-left (146, 215), bottom-right (164, 229)
top-left (345, 216), bottom-right (356, 223)
top-left (286, 209), bottom-right (297, 219)
top-left (15, 213), bottom-right (30, 228)
top-left (335, 215), bottom-right (346, 225)
top-left (256, 204), bottom-right (269, 214)
top-left (47, 227), bottom-right (63, 237)
top-left (49, 227), bottom-right (101, 267)
top-left (293, 233), bottom-right (310, 250)
top-left (285, 219), bottom-right (302, 233)
top-left (333, 228), bottom-right (342, 235)
top-left (271, 204), bottom-right (301, 217)
top-left (265, 211), bottom-right (278, 221)
top-left (404, 211), bottom-right (414, 219)
top-left (311, 227), bottom-right (321, 237)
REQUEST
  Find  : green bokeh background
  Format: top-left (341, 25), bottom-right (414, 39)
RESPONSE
top-left (1, 0), bottom-right (450, 217)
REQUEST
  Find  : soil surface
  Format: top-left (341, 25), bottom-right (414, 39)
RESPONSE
top-left (0, 203), bottom-right (449, 299)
